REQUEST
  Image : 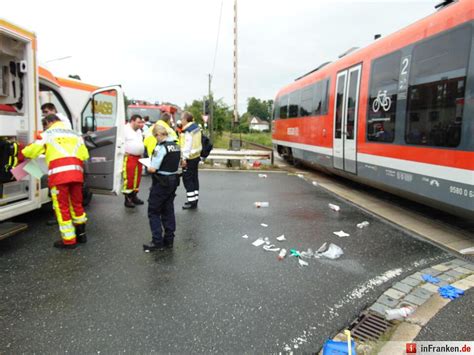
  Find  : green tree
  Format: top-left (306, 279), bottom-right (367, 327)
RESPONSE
top-left (184, 97), bottom-right (233, 133)
top-left (246, 97), bottom-right (273, 121)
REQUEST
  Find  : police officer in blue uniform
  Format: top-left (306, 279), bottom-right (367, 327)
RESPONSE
top-left (143, 125), bottom-right (181, 252)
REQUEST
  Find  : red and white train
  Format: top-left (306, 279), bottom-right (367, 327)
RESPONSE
top-left (272, 0), bottom-right (473, 219)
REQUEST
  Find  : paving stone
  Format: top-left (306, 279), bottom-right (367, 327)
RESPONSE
top-left (445, 269), bottom-right (464, 278)
top-left (432, 264), bottom-right (451, 272)
top-left (384, 288), bottom-right (405, 300)
top-left (421, 283), bottom-right (439, 293)
top-left (411, 287), bottom-right (434, 299)
top-left (451, 279), bottom-right (473, 291)
top-left (421, 268), bottom-right (443, 277)
top-left (438, 281), bottom-right (449, 287)
top-left (462, 263), bottom-right (474, 272)
top-left (454, 267), bottom-right (472, 275)
top-left (438, 274), bottom-right (455, 283)
top-left (441, 260), bottom-right (457, 268)
top-left (392, 282), bottom-right (413, 294)
top-left (402, 277), bottom-right (422, 287)
top-left (451, 259), bottom-right (469, 266)
top-left (411, 272), bottom-right (424, 280)
top-left (465, 274), bottom-right (474, 283)
top-left (377, 294), bottom-right (399, 308)
top-left (404, 294), bottom-right (427, 306)
top-left (369, 302), bottom-right (389, 316)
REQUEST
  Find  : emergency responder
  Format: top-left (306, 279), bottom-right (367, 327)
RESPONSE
top-left (123, 114), bottom-right (145, 208)
top-left (143, 125), bottom-right (181, 252)
top-left (144, 112), bottom-right (178, 157)
top-left (41, 103), bottom-right (72, 130)
top-left (180, 111), bottom-right (202, 210)
top-left (22, 114), bottom-right (89, 249)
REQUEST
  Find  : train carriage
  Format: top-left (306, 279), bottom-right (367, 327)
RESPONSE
top-left (272, 0), bottom-right (474, 219)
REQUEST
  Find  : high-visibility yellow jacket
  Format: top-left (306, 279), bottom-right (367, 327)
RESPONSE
top-left (143, 120), bottom-right (178, 157)
top-left (22, 122), bottom-right (89, 187)
top-left (180, 122), bottom-right (202, 160)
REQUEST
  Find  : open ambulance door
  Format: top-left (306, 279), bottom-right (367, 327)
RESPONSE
top-left (81, 85), bottom-right (125, 195)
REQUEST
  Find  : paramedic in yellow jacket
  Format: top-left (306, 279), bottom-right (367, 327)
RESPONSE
top-left (143, 112), bottom-right (178, 157)
top-left (22, 114), bottom-right (89, 249)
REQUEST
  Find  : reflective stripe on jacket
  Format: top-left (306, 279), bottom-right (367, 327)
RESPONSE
top-left (143, 120), bottom-right (178, 157)
top-left (180, 122), bottom-right (202, 160)
top-left (22, 122), bottom-right (89, 187)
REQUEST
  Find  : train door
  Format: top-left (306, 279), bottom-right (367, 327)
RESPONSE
top-left (81, 85), bottom-right (125, 195)
top-left (333, 64), bottom-right (361, 173)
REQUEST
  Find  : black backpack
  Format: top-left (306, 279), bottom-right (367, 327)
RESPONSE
top-left (200, 134), bottom-right (213, 158)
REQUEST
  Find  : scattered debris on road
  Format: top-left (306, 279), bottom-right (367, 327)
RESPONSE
top-left (357, 221), bottom-right (370, 228)
top-left (385, 306), bottom-right (415, 320)
top-left (333, 230), bottom-right (350, 238)
top-left (254, 202), bottom-right (269, 208)
top-left (276, 234), bottom-right (286, 242)
top-left (328, 203), bottom-right (341, 212)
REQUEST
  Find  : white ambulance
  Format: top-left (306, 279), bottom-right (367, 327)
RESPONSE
top-left (0, 19), bottom-right (126, 239)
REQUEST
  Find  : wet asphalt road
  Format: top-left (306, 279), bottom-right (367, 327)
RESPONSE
top-left (0, 171), bottom-right (451, 353)
top-left (415, 288), bottom-right (473, 341)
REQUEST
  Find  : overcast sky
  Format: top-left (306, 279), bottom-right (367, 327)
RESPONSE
top-left (3, 0), bottom-right (436, 112)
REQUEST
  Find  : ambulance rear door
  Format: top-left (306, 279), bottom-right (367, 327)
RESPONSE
top-left (80, 85), bottom-right (125, 195)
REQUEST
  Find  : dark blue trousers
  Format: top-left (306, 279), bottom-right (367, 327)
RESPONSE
top-left (148, 174), bottom-right (179, 245)
top-left (182, 157), bottom-right (200, 204)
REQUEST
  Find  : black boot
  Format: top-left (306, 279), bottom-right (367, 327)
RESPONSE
top-left (53, 240), bottom-right (77, 249)
top-left (131, 192), bottom-right (144, 205)
top-left (182, 202), bottom-right (197, 210)
top-left (76, 224), bottom-right (87, 243)
top-left (124, 194), bottom-right (135, 208)
top-left (143, 241), bottom-right (165, 252)
top-left (164, 239), bottom-right (174, 249)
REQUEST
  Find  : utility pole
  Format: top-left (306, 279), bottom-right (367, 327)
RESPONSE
top-left (208, 73), bottom-right (214, 142)
top-left (232, 0), bottom-right (238, 131)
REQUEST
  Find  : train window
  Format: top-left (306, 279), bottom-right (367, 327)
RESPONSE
top-left (288, 90), bottom-right (300, 118)
top-left (405, 26), bottom-right (470, 147)
top-left (273, 100), bottom-right (279, 120)
top-left (321, 79), bottom-right (329, 115)
top-left (300, 85), bottom-right (314, 117)
top-left (279, 95), bottom-right (288, 119)
top-left (314, 81), bottom-right (323, 116)
top-left (335, 75), bottom-right (346, 139)
top-left (367, 51), bottom-right (401, 143)
top-left (346, 70), bottom-right (359, 140)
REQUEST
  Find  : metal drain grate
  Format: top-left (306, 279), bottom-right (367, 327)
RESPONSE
top-left (349, 312), bottom-right (395, 342)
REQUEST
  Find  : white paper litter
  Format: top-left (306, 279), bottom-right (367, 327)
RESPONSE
top-left (312, 181), bottom-right (318, 186)
top-left (316, 242), bottom-right (328, 254)
top-left (328, 203), bottom-right (340, 212)
top-left (252, 238), bottom-right (265, 247)
top-left (261, 223), bottom-right (268, 227)
top-left (264, 237), bottom-right (270, 245)
top-left (277, 248), bottom-right (287, 260)
top-left (357, 221), bottom-right (370, 229)
top-left (254, 202), bottom-right (269, 208)
top-left (263, 244), bottom-right (280, 252)
top-left (258, 174), bottom-right (267, 178)
top-left (300, 249), bottom-right (314, 259)
top-left (321, 243), bottom-right (343, 259)
top-left (241, 234), bottom-right (249, 239)
top-left (333, 230), bottom-right (350, 238)
top-left (276, 235), bottom-right (286, 242)
top-left (297, 174), bottom-right (305, 179)
top-left (298, 258), bottom-right (309, 267)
